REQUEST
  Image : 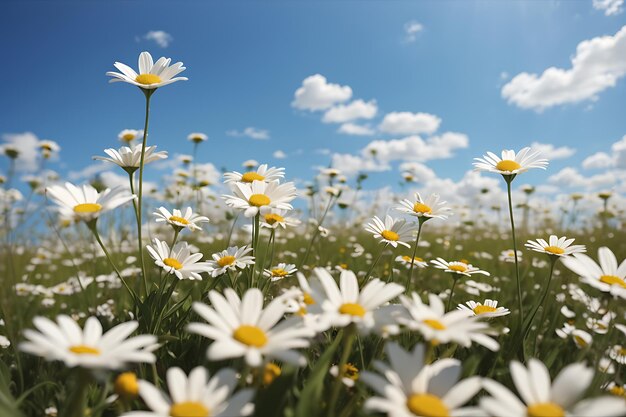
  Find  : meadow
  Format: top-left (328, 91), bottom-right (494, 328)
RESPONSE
top-left (0, 51), bottom-right (625, 417)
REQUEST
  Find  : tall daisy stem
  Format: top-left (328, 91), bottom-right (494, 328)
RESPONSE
top-left (505, 178), bottom-right (524, 326)
top-left (446, 277), bottom-right (459, 311)
top-left (521, 257), bottom-right (556, 344)
top-left (363, 243), bottom-right (388, 282)
top-left (407, 219), bottom-right (425, 290)
top-left (328, 324), bottom-right (356, 417)
top-left (299, 195), bottom-right (334, 268)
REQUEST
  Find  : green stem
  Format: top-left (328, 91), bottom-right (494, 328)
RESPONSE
top-left (407, 219), bottom-right (425, 290)
top-left (446, 277), bottom-right (459, 311)
top-left (225, 212), bottom-right (240, 247)
top-left (521, 257), bottom-right (556, 343)
top-left (328, 324), bottom-right (357, 417)
top-left (505, 178), bottom-right (524, 326)
top-left (299, 196), bottom-right (335, 268)
top-left (64, 369), bottom-right (91, 417)
top-left (363, 244), bottom-right (388, 282)
top-left (137, 90), bottom-right (154, 298)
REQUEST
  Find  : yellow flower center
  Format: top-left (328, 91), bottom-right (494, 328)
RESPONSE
top-left (609, 386), bottom-right (626, 397)
top-left (339, 303), bottom-right (366, 317)
top-left (135, 73), bottom-right (162, 85)
top-left (381, 230), bottom-right (399, 241)
top-left (544, 246), bottom-right (565, 255)
top-left (423, 319), bottom-right (446, 330)
top-left (69, 345), bottom-right (101, 355)
top-left (618, 347), bottom-right (626, 356)
top-left (413, 202), bottom-right (432, 214)
top-left (263, 363), bottom-right (282, 385)
top-left (303, 293), bottom-right (315, 305)
top-left (233, 325), bottom-right (268, 347)
top-left (473, 305), bottom-right (497, 315)
top-left (73, 203), bottom-right (102, 214)
top-left (574, 335), bottom-right (588, 347)
top-left (163, 258), bottom-right (183, 270)
top-left (169, 215), bottom-right (190, 225)
top-left (122, 133), bottom-right (135, 141)
top-left (241, 172), bottom-right (266, 183)
top-left (496, 159), bottom-right (522, 172)
top-left (264, 213), bottom-right (285, 225)
top-left (527, 402), bottom-right (565, 417)
top-left (249, 194), bottom-right (271, 207)
top-left (271, 268), bottom-right (289, 277)
top-left (341, 363), bottom-right (359, 380)
top-left (169, 402), bottom-right (210, 417)
top-left (217, 255), bottom-right (236, 268)
top-left (600, 275), bottom-right (626, 289)
top-left (402, 256), bottom-right (424, 262)
top-left (406, 393), bottom-right (450, 417)
top-left (449, 264), bottom-right (467, 273)
top-left (114, 372), bottom-right (139, 398)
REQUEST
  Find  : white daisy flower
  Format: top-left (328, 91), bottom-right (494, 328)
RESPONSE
top-left (93, 144), bottom-right (167, 171)
top-left (46, 182), bottom-right (136, 223)
top-left (222, 180), bottom-right (296, 218)
top-left (480, 359), bottom-right (626, 417)
top-left (260, 209), bottom-right (301, 230)
top-left (20, 315), bottom-right (156, 369)
top-left (605, 381), bottom-right (626, 399)
top-left (364, 215), bottom-right (414, 248)
top-left (457, 299), bottom-right (510, 318)
top-left (263, 263), bottom-right (297, 281)
top-left (187, 288), bottom-right (314, 367)
top-left (146, 238), bottom-right (212, 280)
top-left (106, 51), bottom-right (188, 90)
top-left (430, 258), bottom-right (490, 277)
top-left (310, 267), bottom-right (404, 333)
top-left (154, 207), bottom-right (209, 231)
top-left (207, 246), bottom-right (255, 277)
top-left (608, 345), bottom-right (626, 365)
top-left (361, 342), bottom-right (483, 417)
top-left (118, 129), bottom-right (142, 143)
top-left (396, 192), bottom-right (451, 221)
top-left (329, 363), bottom-right (359, 387)
top-left (187, 132), bottom-right (208, 143)
top-left (561, 247), bottom-right (626, 299)
top-left (473, 147), bottom-right (549, 176)
top-left (396, 255), bottom-right (428, 269)
top-left (499, 249), bottom-right (523, 263)
top-left (223, 164), bottom-right (285, 185)
top-left (398, 293), bottom-right (500, 351)
top-left (121, 366), bottom-right (254, 417)
top-left (525, 235), bottom-right (586, 258)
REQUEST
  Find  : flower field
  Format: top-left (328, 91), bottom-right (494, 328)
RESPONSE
top-left (0, 51), bottom-right (625, 417)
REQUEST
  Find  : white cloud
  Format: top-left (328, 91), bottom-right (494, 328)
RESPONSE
top-left (530, 142), bottom-right (576, 160)
top-left (502, 25), bottom-right (626, 111)
top-left (404, 21), bottom-right (424, 42)
top-left (378, 112), bottom-right (441, 135)
top-left (581, 135), bottom-right (626, 169)
top-left (322, 99), bottom-right (378, 123)
top-left (226, 127), bottom-right (270, 140)
top-left (582, 152), bottom-right (614, 169)
top-left (548, 166), bottom-right (617, 189)
top-left (612, 134), bottom-right (626, 167)
top-left (143, 30), bottom-right (173, 48)
top-left (68, 162), bottom-right (111, 180)
top-left (337, 123), bottom-right (376, 136)
top-left (331, 153), bottom-right (389, 176)
top-left (273, 150), bottom-right (287, 159)
top-left (1, 132), bottom-right (42, 172)
top-left (593, 0), bottom-right (623, 16)
top-left (398, 162), bottom-right (436, 182)
top-left (292, 74), bottom-right (352, 111)
top-left (363, 132), bottom-right (469, 163)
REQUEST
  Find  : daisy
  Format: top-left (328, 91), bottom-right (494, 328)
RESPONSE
top-left (605, 382), bottom-right (626, 399)
top-left (561, 246), bottom-right (626, 299)
top-left (187, 288), bottom-right (314, 367)
top-left (222, 180), bottom-right (296, 218)
top-left (207, 246), bottom-right (255, 277)
top-left (473, 147), bottom-right (549, 176)
top-left (263, 263), bottom-right (297, 281)
top-left (430, 258), bottom-right (490, 277)
top-left (106, 51), bottom-right (187, 90)
top-left (499, 249), bottom-right (522, 263)
top-left (364, 215), bottom-right (414, 248)
top-left (398, 292), bottom-right (500, 351)
top-left (480, 359), bottom-right (626, 417)
top-left (146, 239), bottom-right (212, 280)
top-left (187, 132), bottom-right (208, 143)
top-left (121, 366), bottom-right (254, 417)
top-left (457, 299), bottom-right (510, 318)
top-left (310, 267), bottom-right (404, 333)
top-left (93, 144), bottom-right (167, 172)
top-left (395, 255), bottom-right (428, 269)
top-left (396, 192), bottom-right (451, 221)
top-left (118, 129), bottom-right (141, 143)
top-left (329, 363), bottom-right (359, 387)
top-left (259, 209), bottom-right (301, 230)
top-left (20, 315), bottom-right (156, 369)
top-left (360, 342), bottom-right (483, 417)
top-left (608, 345), bottom-right (626, 364)
top-left (223, 164), bottom-right (285, 185)
top-left (46, 182), bottom-right (136, 223)
top-left (525, 235), bottom-right (586, 258)
top-left (153, 207), bottom-right (209, 231)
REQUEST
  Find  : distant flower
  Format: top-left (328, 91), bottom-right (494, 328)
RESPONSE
top-left (153, 207), bottom-right (209, 231)
top-left (223, 164), bottom-right (285, 185)
top-left (473, 147), bottom-right (548, 176)
top-left (118, 129), bottom-right (142, 143)
top-left (207, 246), bottom-right (255, 277)
top-left (260, 209), bottom-right (301, 229)
top-left (263, 263), bottom-right (297, 281)
top-left (223, 180), bottom-right (296, 218)
top-left (187, 132), bottom-right (208, 143)
top-left (396, 192), bottom-right (451, 221)
top-left (395, 255), bottom-right (428, 269)
top-left (499, 249), bottom-right (523, 263)
top-left (107, 51), bottom-right (187, 90)
top-left (329, 363), bottom-right (359, 387)
top-left (146, 238), bottom-right (211, 280)
top-left (93, 144), bottom-right (167, 171)
top-left (431, 258), bottom-right (490, 277)
top-left (457, 299), bottom-right (510, 318)
top-left (364, 215), bottom-right (414, 248)
top-left (562, 247), bottom-right (626, 299)
top-left (525, 235), bottom-right (586, 258)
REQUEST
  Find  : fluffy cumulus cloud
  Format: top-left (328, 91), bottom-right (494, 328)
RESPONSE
top-left (502, 25), bottom-right (626, 111)
top-left (142, 30), bottom-right (173, 48)
top-left (582, 135), bottom-right (626, 169)
top-left (364, 132), bottom-right (468, 163)
top-left (292, 74), bottom-right (352, 111)
top-left (337, 123), bottom-right (376, 136)
top-left (593, 0), bottom-right (624, 16)
top-left (330, 153), bottom-right (389, 176)
top-left (378, 112), bottom-right (441, 135)
top-left (322, 99), bottom-right (378, 123)
top-left (530, 142), bottom-right (576, 160)
top-left (583, 152), bottom-right (614, 169)
top-left (398, 161), bottom-right (437, 182)
top-left (404, 20), bottom-right (424, 42)
top-left (226, 127), bottom-right (270, 140)
top-left (1, 132), bottom-right (44, 172)
top-left (273, 150), bottom-right (287, 159)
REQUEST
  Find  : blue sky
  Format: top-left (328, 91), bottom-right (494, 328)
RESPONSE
top-left (1, 0), bottom-right (625, 193)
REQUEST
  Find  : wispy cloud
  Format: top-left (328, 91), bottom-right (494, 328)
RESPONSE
top-left (226, 127), bottom-right (270, 140)
top-left (140, 30), bottom-right (173, 48)
top-left (404, 20), bottom-right (424, 42)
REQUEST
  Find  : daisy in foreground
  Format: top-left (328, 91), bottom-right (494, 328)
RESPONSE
top-left (473, 147), bottom-right (548, 176)
top-left (396, 192), bottom-right (451, 221)
top-left (480, 359), bottom-right (626, 417)
top-left (223, 164), bottom-right (285, 185)
top-left (106, 51), bottom-right (188, 90)
top-left (46, 182), bottom-right (136, 223)
top-left (20, 315), bottom-right (156, 369)
top-left (562, 246), bottom-right (626, 299)
top-left (222, 180), bottom-right (297, 218)
top-left (525, 235), bottom-right (586, 258)
top-left (154, 206), bottom-right (210, 232)
top-left (207, 246), bottom-right (255, 277)
top-left (431, 258), bottom-right (490, 277)
top-left (146, 239), bottom-right (212, 280)
top-left (457, 299), bottom-right (510, 318)
top-left (93, 144), bottom-right (167, 172)
top-left (122, 366), bottom-right (254, 417)
top-left (364, 215), bottom-right (414, 248)
top-left (360, 342), bottom-right (483, 417)
top-left (187, 288), bottom-right (314, 367)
